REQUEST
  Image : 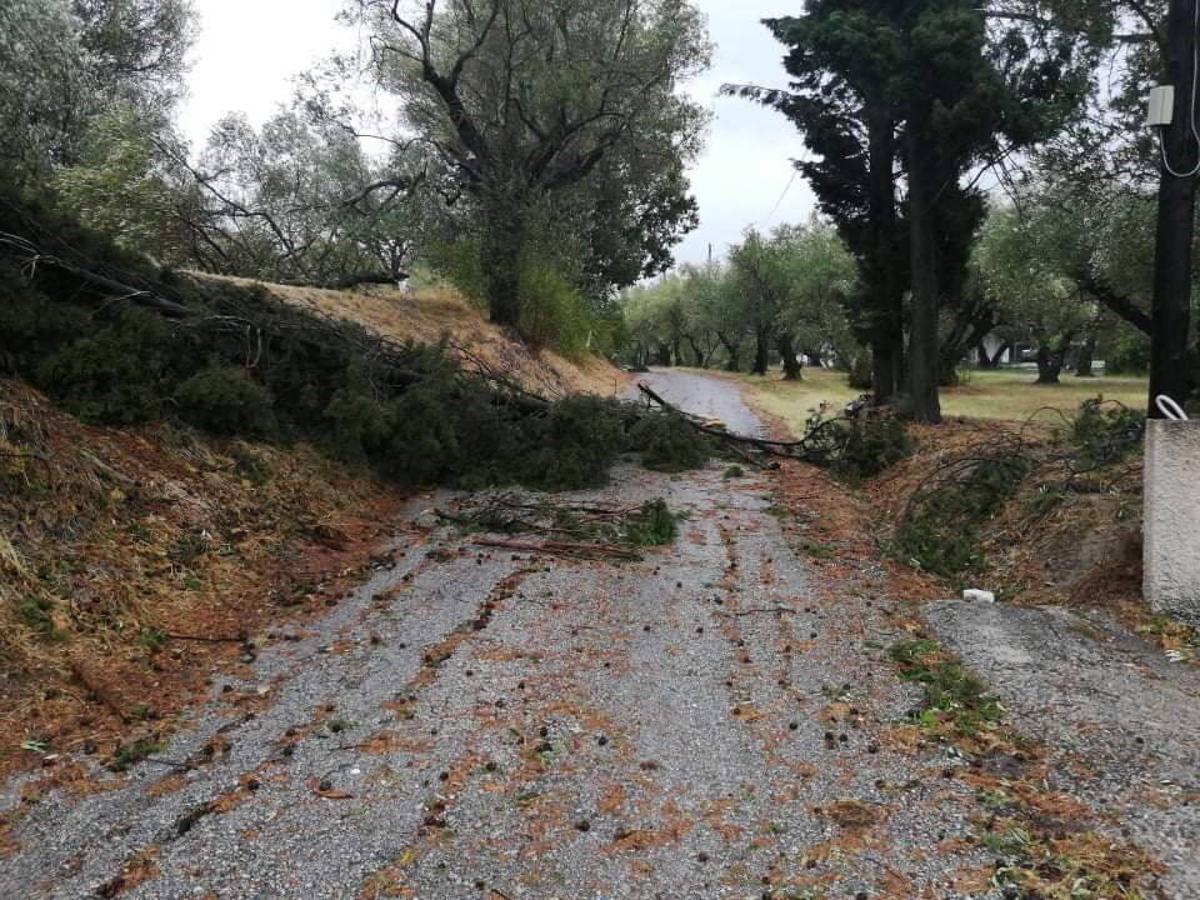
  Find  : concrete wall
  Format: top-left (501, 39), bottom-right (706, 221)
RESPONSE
top-left (1144, 419), bottom-right (1200, 624)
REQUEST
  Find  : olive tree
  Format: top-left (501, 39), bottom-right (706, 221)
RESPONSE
top-left (349, 0), bottom-right (711, 328)
top-left (0, 0), bottom-right (194, 180)
top-left (972, 202), bottom-right (1101, 383)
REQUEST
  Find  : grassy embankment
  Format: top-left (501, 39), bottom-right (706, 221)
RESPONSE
top-left (728, 366), bottom-right (1148, 427)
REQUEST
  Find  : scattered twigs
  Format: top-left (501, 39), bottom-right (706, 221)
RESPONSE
top-left (725, 606), bottom-right (803, 617)
top-left (472, 537), bottom-right (642, 561)
top-left (435, 507), bottom-right (580, 539)
top-left (437, 494), bottom-right (659, 548)
top-left (140, 756), bottom-right (195, 771)
top-left (636, 381), bottom-right (863, 466)
top-left (163, 632), bottom-right (248, 645)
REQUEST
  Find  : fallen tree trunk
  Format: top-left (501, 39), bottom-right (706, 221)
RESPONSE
top-left (634, 382), bottom-right (854, 464)
top-left (0, 230), bottom-right (196, 318)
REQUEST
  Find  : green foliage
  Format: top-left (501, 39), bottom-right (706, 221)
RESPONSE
top-left (0, 191), bottom-right (713, 494)
top-left (228, 443), bottom-right (271, 485)
top-left (0, 264), bottom-right (92, 372)
top-left (896, 455), bottom-right (1033, 578)
top-left (889, 639), bottom-right (1003, 737)
top-left (518, 260), bottom-right (592, 357)
top-left (174, 364), bottom-right (275, 436)
top-left (520, 395), bottom-right (628, 489)
top-left (350, 0), bottom-right (711, 326)
top-left (137, 628), bottom-right (168, 651)
top-left (179, 107), bottom-right (428, 286)
top-left (835, 416), bottom-right (912, 478)
top-left (37, 309), bottom-right (168, 425)
top-left (798, 412), bottom-right (912, 479)
top-left (54, 105), bottom-right (191, 263)
top-left (1, 0), bottom-right (194, 187)
top-left (1070, 399), bottom-right (1143, 469)
top-left (620, 223), bottom-right (861, 374)
top-left (623, 499), bottom-right (680, 547)
top-left (1104, 330), bottom-right (1151, 375)
top-left (109, 738), bottom-right (164, 772)
top-left (424, 240), bottom-right (487, 303)
top-left (378, 376), bottom-right (472, 485)
top-left (627, 411), bottom-right (714, 472)
top-left (321, 363), bottom-right (400, 466)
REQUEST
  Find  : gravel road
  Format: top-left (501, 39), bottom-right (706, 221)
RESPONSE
top-left (927, 600), bottom-right (1200, 897)
top-left (630, 369), bottom-right (764, 437)
top-left (0, 372), bottom-right (1174, 898)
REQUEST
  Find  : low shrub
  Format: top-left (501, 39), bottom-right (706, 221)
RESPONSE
top-left (623, 498), bottom-right (680, 546)
top-left (174, 364), bottom-right (274, 436)
top-left (19, 594), bottom-right (66, 641)
top-left (1103, 331), bottom-right (1150, 375)
top-left (36, 309), bottom-right (168, 425)
top-left (228, 443), bottom-right (271, 485)
top-left (896, 455), bottom-right (1032, 578)
top-left (518, 260), bottom-right (592, 357)
top-left (1069, 398), bottom-right (1143, 470)
top-left (423, 239), bottom-right (487, 303)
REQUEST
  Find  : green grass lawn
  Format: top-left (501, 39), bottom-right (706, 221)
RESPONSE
top-left (722, 366), bottom-right (1149, 429)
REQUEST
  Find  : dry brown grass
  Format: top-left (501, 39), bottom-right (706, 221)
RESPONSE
top-left (0, 379), bottom-right (411, 778)
top-left (196, 274), bottom-right (629, 399)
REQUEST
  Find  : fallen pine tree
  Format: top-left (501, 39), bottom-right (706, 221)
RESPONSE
top-left (634, 382), bottom-right (912, 478)
top-left (0, 188), bottom-right (716, 491)
top-left (1, 183), bottom-right (915, 490)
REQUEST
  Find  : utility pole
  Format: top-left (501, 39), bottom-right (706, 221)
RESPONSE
top-left (1149, 0), bottom-right (1197, 416)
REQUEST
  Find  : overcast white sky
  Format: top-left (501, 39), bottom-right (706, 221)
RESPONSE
top-left (178, 0), bottom-right (816, 268)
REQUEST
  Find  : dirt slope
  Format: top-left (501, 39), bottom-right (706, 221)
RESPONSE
top-left (0, 379), bottom-right (409, 779)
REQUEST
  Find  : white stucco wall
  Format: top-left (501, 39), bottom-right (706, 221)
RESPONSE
top-left (1144, 419), bottom-right (1200, 624)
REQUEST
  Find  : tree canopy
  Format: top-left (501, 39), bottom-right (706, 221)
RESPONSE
top-left (346, 0), bottom-right (711, 328)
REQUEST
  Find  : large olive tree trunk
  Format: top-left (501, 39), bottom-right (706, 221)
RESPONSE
top-left (751, 326), bottom-right (771, 376)
top-left (1075, 336), bottom-right (1096, 377)
top-left (481, 201), bottom-right (524, 328)
top-left (717, 331), bottom-right (741, 372)
top-left (779, 333), bottom-right (803, 380)
top-left (1035, 338), bottom-right (1073, 384)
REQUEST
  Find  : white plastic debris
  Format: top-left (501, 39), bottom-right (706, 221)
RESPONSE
top-left (962, 588), bottom-right (996, 603)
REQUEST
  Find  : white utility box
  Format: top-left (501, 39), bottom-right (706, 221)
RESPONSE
top-left (1148, 85), bottom-right (1175, 127)
top-left (1144, 418), bottom-right (1200, 623)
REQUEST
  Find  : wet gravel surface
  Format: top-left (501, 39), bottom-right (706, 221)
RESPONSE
top-left (0, 373), bottom-right (1085, 899)
top-left (1, 464), bottom-right (993, 898)
top-left (927, 600), bottom-right (1200, 897)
